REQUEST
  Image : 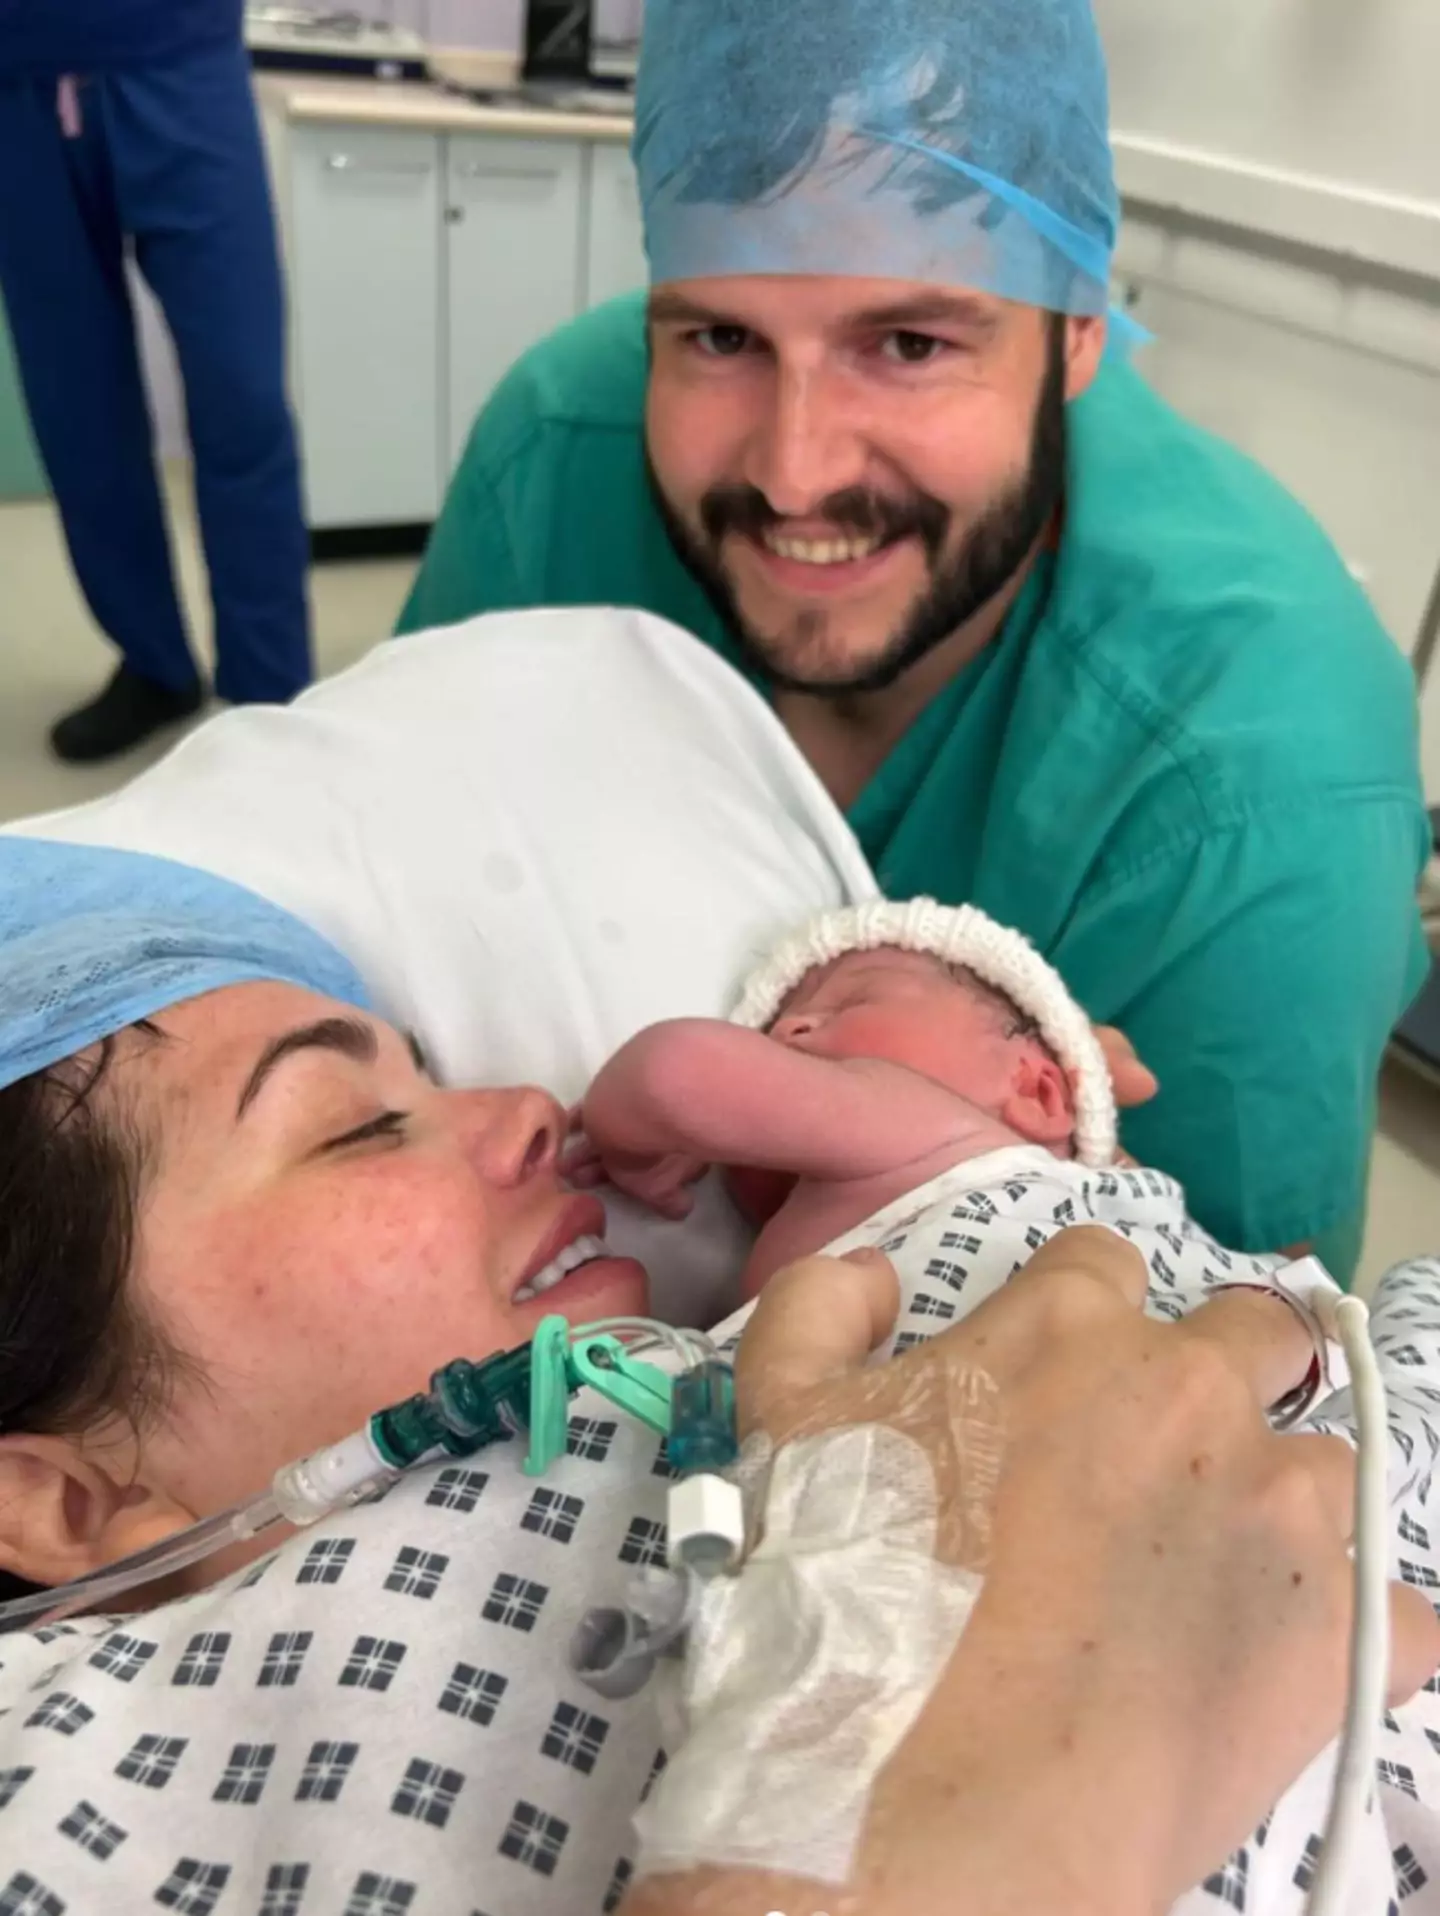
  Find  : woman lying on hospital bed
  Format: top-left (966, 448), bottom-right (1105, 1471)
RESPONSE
top-left (0, 608), bottom-right (1437, 1914)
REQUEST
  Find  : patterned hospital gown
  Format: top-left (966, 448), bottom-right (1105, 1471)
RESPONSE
top-left (1, 1141), bottom-right (1438, 1916)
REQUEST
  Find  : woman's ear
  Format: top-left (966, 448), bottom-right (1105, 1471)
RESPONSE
top-left (0, 1434), bottom-right (193, 1591)
top-left (1000, 1052), bottom-right (1078, 1152)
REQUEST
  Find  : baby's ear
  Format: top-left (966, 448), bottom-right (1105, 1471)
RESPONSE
top-left (1000, 1052), bottom-right (1077, 1151)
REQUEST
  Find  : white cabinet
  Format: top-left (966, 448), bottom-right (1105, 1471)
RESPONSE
top-left (444, 134), bottom-right (584, 474)
top-left (585, 143), bottom-right (648, 308)
top-left (276, 105), bottom-right (649, 530)
top-left (288, 123), bottom-right (443, 528)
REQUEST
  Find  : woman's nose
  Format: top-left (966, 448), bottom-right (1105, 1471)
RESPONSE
top-left (461, 1086), bottom-right (566, 1187)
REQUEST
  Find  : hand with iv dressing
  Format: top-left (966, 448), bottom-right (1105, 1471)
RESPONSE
top-left (620, 1226), bottom-right (1440, 1916)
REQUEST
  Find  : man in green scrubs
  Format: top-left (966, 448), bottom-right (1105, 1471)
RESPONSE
top-left (399, 0), bottom-right (1429, 1276)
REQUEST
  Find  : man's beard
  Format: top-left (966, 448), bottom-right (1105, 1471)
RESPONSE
top-left (647, 318), bottom-right (1068, 698)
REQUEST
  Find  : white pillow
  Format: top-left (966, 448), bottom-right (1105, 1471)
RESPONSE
top-left (9, 609), bottom-right (877, 1322)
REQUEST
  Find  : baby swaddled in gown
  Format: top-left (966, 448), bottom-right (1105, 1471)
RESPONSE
top-left (572, 897), bottom-right (1440, 1914)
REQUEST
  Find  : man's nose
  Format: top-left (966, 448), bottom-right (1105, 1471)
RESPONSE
top-left (460, 1086), bottom-right (565, 1187)
top-left (744, 365), bottom-right (867, 517)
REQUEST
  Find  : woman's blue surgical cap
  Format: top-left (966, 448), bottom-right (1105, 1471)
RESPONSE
top-left (634, 0), bottom-right (1122, 320)
top-left (0, 837), bottom-right (372, 1093)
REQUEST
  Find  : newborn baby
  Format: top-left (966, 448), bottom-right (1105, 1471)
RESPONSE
top-left (567, 900), bottom-right (1440, 1912)
top-left (571, 899), bottom-right (1119, 1302)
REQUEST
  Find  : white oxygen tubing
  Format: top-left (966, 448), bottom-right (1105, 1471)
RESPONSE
top-left (0, 1316), bottom-right (718, 1633)
top-left (0, 1491), bottom-right (287, 1628)
top-left (582, 1318), bottom-right (717, 1371)
top-left (1305, 1294), bottom-right (1391, 1916)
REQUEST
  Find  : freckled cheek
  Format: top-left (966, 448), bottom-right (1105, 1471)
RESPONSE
top-left (156, 1177), bottom-right (492, 1355)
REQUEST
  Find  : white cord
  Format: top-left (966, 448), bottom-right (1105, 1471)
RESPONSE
top-left (0, 1317), bottom-right (718, 1631)
top-left (577, 1316), bottom-right (717, 1372)
top-left (1306, 1295), bottom-right (1390, 1916)
top-left (0, 1490), bottom-right (286, 1628)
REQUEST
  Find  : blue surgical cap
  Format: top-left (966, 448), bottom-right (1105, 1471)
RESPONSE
top-left (0, 837), bottom-right (373, 1094)
top-left (634, 0), bottom-right (1121, 320)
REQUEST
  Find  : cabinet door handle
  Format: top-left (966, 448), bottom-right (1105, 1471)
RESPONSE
top-left (451, 161), bottom-right (558, 181)
top-left (325, 153), bottom-right (433, 176)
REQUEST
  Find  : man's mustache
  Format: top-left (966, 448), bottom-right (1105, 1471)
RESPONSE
top-left (698, 484), bottom-right (950, 562)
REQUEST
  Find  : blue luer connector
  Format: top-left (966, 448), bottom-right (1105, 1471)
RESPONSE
top-left (667, 1361), bottom-right (738, 1474)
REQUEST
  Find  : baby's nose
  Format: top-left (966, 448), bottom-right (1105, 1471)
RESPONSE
top-left (771, 1012), bottom-right (820, 1044)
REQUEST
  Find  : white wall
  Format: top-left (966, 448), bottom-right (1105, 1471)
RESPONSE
top-left (1097, 0), bottom-right (1440, 798)
top-left (1097, 0), bottom-right (1440, 206)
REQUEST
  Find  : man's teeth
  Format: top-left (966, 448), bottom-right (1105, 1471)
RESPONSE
top-left (514, 1235), bottom-right (608, 1303)
top-left (762, 531), bottom-right (885, 566)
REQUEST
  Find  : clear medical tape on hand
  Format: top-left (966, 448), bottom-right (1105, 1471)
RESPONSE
top-left (633, 1274), bottom-right (1393, 1915)
top-left (634, 1350), bottom-right (999, 1888)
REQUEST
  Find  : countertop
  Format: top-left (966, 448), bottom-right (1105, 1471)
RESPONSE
top-left (257, 71), bottom-right (634, 145)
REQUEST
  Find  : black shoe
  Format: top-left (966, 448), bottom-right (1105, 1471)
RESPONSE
top-left (50, 665), bottom-right (206, 765)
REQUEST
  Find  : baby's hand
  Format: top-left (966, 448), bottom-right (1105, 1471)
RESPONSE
top-left (563, 1117), bottom-right (708, 1220)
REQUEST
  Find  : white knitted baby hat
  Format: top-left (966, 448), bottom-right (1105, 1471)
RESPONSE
top-left (732, 898), bottom-right (1118, 1167)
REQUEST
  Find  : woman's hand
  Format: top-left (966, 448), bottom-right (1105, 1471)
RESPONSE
top-left (695, 1227), bottom-right (1440, 1916)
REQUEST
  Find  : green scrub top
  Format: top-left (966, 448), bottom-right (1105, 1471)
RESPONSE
top-left (400, 293), bottom-right (1430, 1278)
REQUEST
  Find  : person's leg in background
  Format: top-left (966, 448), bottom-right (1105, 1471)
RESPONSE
top-left (0, 76), bottom-right (204, 761)
top-left (103, 39), bottom-right (312, 707)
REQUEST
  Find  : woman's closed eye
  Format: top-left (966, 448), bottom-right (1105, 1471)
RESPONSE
top-left (322, 1110), bottom-right (410, 1153)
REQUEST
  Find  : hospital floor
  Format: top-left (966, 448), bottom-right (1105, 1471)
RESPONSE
top-left (3, 467), bottom-right (1440, 1297)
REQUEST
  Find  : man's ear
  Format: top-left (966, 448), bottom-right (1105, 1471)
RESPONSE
top-left (0, 1434), bottom-right (194, 1591)
top-left (1000, 1052), bottom-right (1078, 1151)
top-left (1063, 313), bottom-right (1107, 402)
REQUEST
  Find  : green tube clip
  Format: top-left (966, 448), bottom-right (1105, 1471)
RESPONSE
top-left (569, 1336), bottom-right (674, 1435)
top-left (523, 1317), bottom-right (577, 1477)
top-left (524, 1323), bottom-right (676, 1476)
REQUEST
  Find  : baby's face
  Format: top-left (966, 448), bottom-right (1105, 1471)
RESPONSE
top-left (770, 948), bottom-right (1037, 1117)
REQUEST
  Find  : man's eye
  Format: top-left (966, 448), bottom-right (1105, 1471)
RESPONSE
top-left (881, 331), bottom-right (948, 365)
top-left (324, 1110), bottom-right (409, 1152)
top-left (692, 324), bottom-right (753, 358)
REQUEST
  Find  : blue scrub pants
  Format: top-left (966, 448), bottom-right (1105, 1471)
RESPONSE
top-left (0, 42), bottom-right (310, 702)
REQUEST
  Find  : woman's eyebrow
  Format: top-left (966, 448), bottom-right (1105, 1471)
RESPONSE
top-left (236, 1017), bottom-right (379, 1120)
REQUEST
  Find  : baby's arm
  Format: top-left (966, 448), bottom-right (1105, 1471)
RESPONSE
top-left (580, 1018), bottom-right (967, 1195)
